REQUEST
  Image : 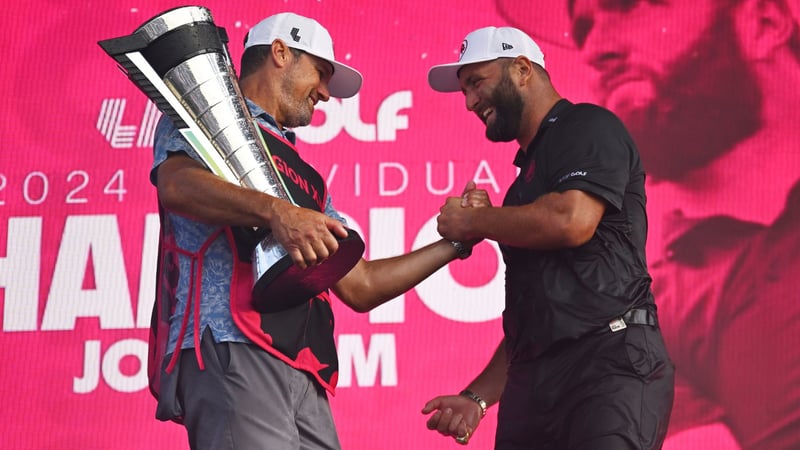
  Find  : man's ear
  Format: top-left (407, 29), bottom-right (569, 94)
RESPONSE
top-left (733, 0), bottom-right (796, 60)
top-left (513, 55), bottom-right (535, 86)
top-left (270, 38), bottom-right (292, 67)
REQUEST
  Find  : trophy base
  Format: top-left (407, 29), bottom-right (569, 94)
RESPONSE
top-left (251, 229), bottom-right (365, 313)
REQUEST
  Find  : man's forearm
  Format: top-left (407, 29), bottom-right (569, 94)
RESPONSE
top-left (333, 238), bottom-right (462, 311)
top-left (465, 338), bottom-right (508, 407)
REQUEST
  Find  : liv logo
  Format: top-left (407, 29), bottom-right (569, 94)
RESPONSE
top-left (96, 99), bottom-right (161, 148)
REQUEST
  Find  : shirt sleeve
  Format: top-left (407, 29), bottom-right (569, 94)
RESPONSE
top-left (323, 194), bottom-right (348, 226)
top-left (548, 106), bottom-right (634, 212)
top-left (150, 114), bottom-right (204, 186)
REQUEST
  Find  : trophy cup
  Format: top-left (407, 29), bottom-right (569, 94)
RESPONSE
top-left (98, 5), bottom-right (364, 313)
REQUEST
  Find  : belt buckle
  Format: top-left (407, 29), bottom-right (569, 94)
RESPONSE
top-left (608, 317), bottom-right (627, 332)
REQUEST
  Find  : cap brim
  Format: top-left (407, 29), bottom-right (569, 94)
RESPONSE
top-left (328, 60), bottom-right (362, 98)
top-left (427, 56), bottom-right (500, 93)
top-left (428, 62), bottom-right (464, 93)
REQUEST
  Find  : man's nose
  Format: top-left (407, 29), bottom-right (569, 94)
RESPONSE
top-left (579, 17), bottom-right (627, 74)
top-left (318, 81), bottom-right (331, 102)
top-left (464, 90), bottom-right (480, 112)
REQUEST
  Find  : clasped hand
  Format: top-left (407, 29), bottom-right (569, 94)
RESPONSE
top-left (437, 180), bottom-right (491, 245)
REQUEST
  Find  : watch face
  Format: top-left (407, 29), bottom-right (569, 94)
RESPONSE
top-left (452, 241), bottom-right (472, 259)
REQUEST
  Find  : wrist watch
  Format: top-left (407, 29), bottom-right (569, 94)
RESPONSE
top-left (450, 240), bottom-right (472, 260)
top-left (459, 389), bottom-right (487, 417)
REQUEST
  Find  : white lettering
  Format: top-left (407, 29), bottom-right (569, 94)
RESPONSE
top-left (136, 101), bottom-right (161, 148)
top-left (367, 208), bottom-right (405, 324)
top-left (337, 333), bottom-right (397, 387)
top-left (335, 208), bottom-right (504, 323)
top-left (96, 99), bottom-right (160, 148)
top-left (376, 91), bottom-right (411, 141)
top-left (5, 204), bottom-right (508, 335)
top-left (473, 160), bottom-right (502, 194)
top-left (342, 94), bottom-right (376, 141)
top-left (426, 161), bottom-right (455, 195)
top-left (97, 98), bottom-right (137, 148)
top-left (74, 340), bottom-right (101, 394)
top-left (102, 338), bottom-right (148, 393)
top-left (136, 213), bottom-right (160, 328)
top-left (412, 215), bottom-right (505, 322)
top-left (378, 162), bottom-right (408, 196)
top-left (74, 338), bottom-right (148, 393)
top-left (558, 170), bottom-right (587, 183)
top-left (41, 215), bottom-right (134, 330)
top-left (322, 160), bottom-right (507, 197)
top-left (354, 163), bottom-right (361, 197)
top-left (295, 91), bottom-right (412, 144)
top-left (325, 163), bottom-right (339, 192)
top-left (1, 217), bottom-right (42, 331)
top-left (325, 163), bottom-right (362, 198)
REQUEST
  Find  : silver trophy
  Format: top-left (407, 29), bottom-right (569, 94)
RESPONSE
top-left (98, 5), bottom-right (364, 313)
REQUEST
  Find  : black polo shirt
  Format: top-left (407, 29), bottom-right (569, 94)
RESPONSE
top-left (501, 99), bottom-right (655, 362)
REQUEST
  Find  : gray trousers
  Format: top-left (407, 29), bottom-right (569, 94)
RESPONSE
top-left (178, 329), bottom-right (341, 450)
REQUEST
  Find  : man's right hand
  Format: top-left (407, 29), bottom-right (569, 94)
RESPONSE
top-left (268, 200), bottom-right (349, 269)
top-left (438, 181), bottom-right (491, 244)
top-left (156, 153), bottom-right (348, 270)
top-left (421, 394), bottom-right (485, 445)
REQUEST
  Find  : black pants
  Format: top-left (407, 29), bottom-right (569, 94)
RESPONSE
top-left (496, 325), bottom-right (675, 450)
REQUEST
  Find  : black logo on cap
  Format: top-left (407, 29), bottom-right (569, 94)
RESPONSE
top-left (502, 43), bottom-right (514, 50)
top-left (290, 27), bottom-right (301, 42)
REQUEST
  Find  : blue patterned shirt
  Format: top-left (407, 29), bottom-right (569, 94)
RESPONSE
top-left (151, 99), bottom-right (346, 350)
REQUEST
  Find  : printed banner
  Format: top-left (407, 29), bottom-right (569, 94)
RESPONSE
top-left (1, 1), bottom-right (797, 449)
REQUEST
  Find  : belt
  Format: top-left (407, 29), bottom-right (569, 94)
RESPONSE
top-left (607, 308), bottom-right (658, 333)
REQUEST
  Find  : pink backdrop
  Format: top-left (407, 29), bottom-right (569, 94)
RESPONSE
top-left (1, 1), bottom-right (797, 449)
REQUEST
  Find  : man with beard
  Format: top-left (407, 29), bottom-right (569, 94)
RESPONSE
top-left (420, 26), bottom-right (674, 449)
top-left (495, 0), bottom-right (800, 449)
top-left (151, 12), bottom-right (475, 450)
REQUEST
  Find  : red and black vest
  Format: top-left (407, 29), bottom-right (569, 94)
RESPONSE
top-left (148, 124), bottom-right (341, 412)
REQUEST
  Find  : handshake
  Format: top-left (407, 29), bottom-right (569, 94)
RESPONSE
top-left (437, 180), bottom-right (493, 257)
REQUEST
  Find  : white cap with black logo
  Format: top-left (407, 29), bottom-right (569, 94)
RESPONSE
top-left (428, 26), bottom-right (546, 93)
top-left (244, 12), bottom-right (363, 98)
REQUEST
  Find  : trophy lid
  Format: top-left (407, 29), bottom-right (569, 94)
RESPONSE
top-left (135, 6), bottom-right (214, 41)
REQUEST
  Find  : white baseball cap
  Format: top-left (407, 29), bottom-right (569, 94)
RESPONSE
top-left (244, 12), bottom-right (363, 98)
top-left (428, 26), bottom-right (546, 93)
